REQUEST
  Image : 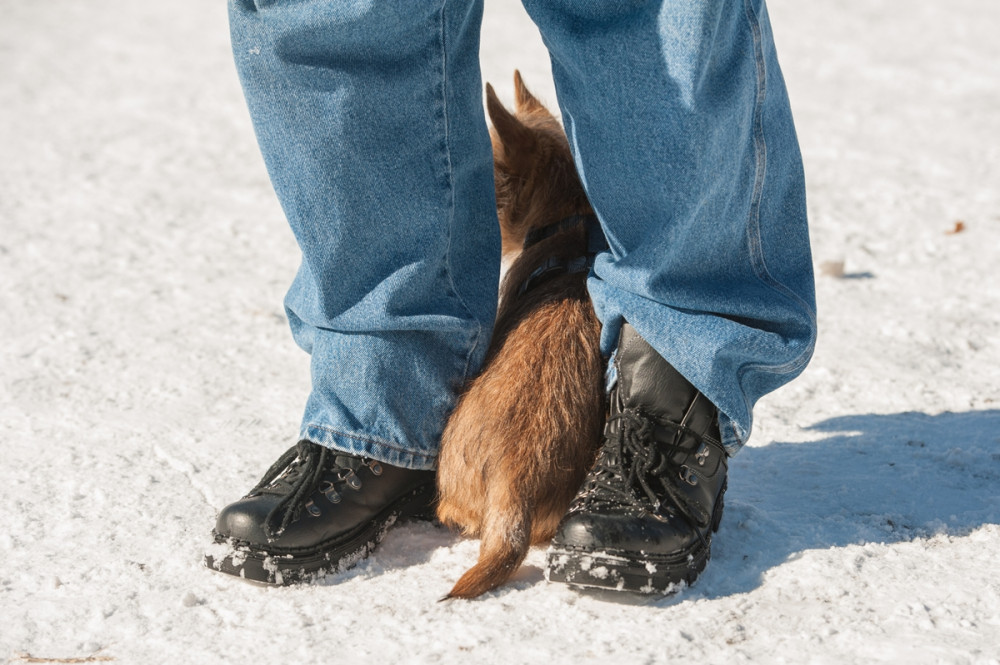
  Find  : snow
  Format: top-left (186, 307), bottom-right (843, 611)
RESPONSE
top-left (2, 0), bottom-right (999, 663)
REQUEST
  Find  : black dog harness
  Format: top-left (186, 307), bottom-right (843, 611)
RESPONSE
top-left (517, 214), bottom-right (607, 296)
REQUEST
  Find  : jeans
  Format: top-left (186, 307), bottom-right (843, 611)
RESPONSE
top-left (228, 0), bottom-right (817, 468)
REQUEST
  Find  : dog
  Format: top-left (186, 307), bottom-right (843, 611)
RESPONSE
top-left (435, 72), bottom-right (605, 599)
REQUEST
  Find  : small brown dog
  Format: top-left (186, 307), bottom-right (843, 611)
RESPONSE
top-left (435, 72), bottom-right (605, 599)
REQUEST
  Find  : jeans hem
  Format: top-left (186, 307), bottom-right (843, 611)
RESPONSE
top-left (301, 424), bottom-right (437, 471)
top-left (718, 412), bottom-right (745, 457)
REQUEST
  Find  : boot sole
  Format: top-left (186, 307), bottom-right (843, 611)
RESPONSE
top-left (204, 482), bottom-right (436, 585)
top-left (544, 540), bottom-right (709, 594)
top-left (545, 484), bottom-right (725, 594)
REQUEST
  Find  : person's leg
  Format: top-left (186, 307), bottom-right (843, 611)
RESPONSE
top-left (207, 0), bottom-right (498, 584)
top-left (229, 0), bottom-right (499, 470)
top-left (524, 0), bottom-right (815, 457)
top-left (524, 0), bottom-right (816, 590)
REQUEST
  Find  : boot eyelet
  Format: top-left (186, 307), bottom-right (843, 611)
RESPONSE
top-left (324, 488), bottom-right (342, 504)
top-left (679, 466), bottom-right (699, 486)
top-left (305, 499), bottom-right (321, 517)
top-left (345, 472), bottom-right (362, 491)
top-left (694, 443), bottom-right (710, 466)
top-left (368, 461), bottom-right (383, 476)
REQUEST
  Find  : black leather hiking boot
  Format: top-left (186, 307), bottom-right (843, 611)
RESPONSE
top-left (205, 440), bottom-right (435, 584)
top-left (545, 323), bottom-right (728, 594)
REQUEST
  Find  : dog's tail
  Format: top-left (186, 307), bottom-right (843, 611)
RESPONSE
top-left (443, 484), bottom-right (532, 600)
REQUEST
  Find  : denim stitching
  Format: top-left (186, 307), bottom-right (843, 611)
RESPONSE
top-left (436, 0), bottom-right (485, 385)
top-left (306, 424), bottom-right (436, 463)
top-left (740, 0), bottom-right (817, 380)
top-left (727, 0), bottom-right (817, 449)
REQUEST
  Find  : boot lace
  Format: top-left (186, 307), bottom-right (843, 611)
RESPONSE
top-left (248, 441), bottom-right (380, 540)
top-left (577, 409), bottom-right (712, 536)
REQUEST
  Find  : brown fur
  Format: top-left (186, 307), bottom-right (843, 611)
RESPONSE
top-left (436, 72), bottom-right (604, 599)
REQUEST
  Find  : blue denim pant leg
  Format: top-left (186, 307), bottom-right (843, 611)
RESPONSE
top-left (524, 0), bottom-right (818, 455)
top-left (228, 0), bottom-right (500, 470)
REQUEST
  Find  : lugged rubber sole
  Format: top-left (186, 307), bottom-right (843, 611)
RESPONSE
top-left (203, 483), bottom-right (436, 585)
top-left (544, 541), bottom-right (709, 594)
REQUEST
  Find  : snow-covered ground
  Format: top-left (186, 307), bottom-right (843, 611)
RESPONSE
top-left (2, 0), bottom-right (999, 663)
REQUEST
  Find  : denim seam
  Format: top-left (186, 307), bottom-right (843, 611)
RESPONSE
top-left (435, 0), bottom-right (484, 386)
top-left (740, 0), bottom-right (817, 380)
top-left (305, 424), bottom-right (436, 462)
top-left (729, 0), bottom-right (817, 448)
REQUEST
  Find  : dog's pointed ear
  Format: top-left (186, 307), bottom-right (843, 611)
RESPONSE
top-left (513, 70), bottom-right (547, 116)
top-left (486, 82), bottom-right (535, 170)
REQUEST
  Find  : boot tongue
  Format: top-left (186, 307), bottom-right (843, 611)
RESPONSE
top-left (616, 324), bottom-right (700, 424)
top-left (615, 324), bottom-right (722, 460)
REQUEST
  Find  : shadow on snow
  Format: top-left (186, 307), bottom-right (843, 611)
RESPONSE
top-left (315, 409), bottom-right (1000, 603)
top-left (696, 408), bottom-right (1000, 599)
